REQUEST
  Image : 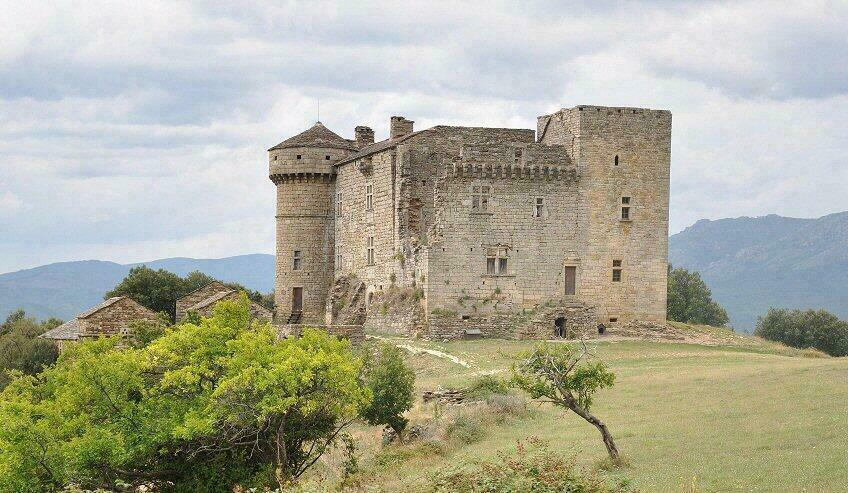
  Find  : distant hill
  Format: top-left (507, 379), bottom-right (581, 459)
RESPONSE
top-left (0, 254), bottom-right (275, 321)
top-left (669, 212), bottom-right (848, 332)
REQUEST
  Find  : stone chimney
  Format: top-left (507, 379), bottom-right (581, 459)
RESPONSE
top-left (355, 126), bottom-right (374, 147)
top-left (390, 116), bottom-right (414, 139)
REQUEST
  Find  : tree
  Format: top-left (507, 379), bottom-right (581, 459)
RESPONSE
top-left (0, 311), bottom-right (60, 390)
top-left (360, 343), bottom-right (415, 440)
top-left (106, 267), bottom-right (274, 321)
top-left (511, 343), bottom-right (620, 462)
top-left (0, 296), bottom-right (369, 491)
top-left (667, 265), bottom-right (729, 327)
top-left (755, 308), bottom-right (848, 357)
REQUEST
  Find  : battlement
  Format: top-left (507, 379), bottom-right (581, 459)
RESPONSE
top-left (447, 142), bottom-right (577, 181)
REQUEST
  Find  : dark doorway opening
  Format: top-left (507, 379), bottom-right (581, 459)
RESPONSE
top-left (597, 323), bottom-right (606, 335)
top-left (292, 287), bottom-right (303, 314)
top-left (555, 317), bottom-right (566, 338)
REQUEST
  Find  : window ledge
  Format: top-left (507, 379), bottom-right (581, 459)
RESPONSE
top-left (482, 274), bottom-right (515, 278)
top-left (470, 211), bottom-right (493, 216)
top-left (619, 218), bottom-right (632, 223)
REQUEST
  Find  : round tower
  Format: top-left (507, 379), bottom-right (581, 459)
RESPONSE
top-left (268, 122), bottom-right (356, 325)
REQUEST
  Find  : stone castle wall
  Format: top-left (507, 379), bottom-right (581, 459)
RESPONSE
top-left (271, 145), bottom-right (351, 324)
top-left (539, 106), bottom-right (671, 323)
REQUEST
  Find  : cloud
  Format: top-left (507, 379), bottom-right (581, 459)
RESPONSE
top-left (0, 0), bottom-right (847, 273)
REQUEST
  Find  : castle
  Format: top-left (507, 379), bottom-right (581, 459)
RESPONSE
top-left (269, 105), bottom-right (671, 339)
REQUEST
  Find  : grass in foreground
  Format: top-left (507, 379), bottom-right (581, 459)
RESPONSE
top-left (315, 327), bottom-right (848, 492)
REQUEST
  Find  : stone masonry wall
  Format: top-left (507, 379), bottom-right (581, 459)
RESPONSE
top-left (539, 106), bottom-right (671, 323)
top-left (189, 291), bottom-right (274, 322)
top-left (79, 298), bottom-right (158, 338)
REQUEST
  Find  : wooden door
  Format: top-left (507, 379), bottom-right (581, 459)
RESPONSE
top-left (292, 287), bottom-right (303, 313)
top-left (564, 266), bottom-right (576, 295)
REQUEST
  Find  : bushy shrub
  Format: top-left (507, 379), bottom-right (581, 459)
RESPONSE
top-left (485, 393), bottom-right (530, 422)
top-left (445, 412), bottom-right (485, 444)
top-left (755, 308), bottom-right (848, 357)
top-left (429, 438), bottom-right (635, 493)
top-left (465, 374), bottom-right (509, 398)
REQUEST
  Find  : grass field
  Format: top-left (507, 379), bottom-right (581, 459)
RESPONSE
top-left (323, 328), bottom-right (848, 492)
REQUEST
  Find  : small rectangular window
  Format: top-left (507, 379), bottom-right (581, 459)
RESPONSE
top-left (297, 154), bottom-right (302, 160)
top-left (325, 155), bottom-right (331, 160)
top-left (612, 259), bottom-right (622, 282)
top-left (486, 247), bottom-right (509, 275)
top-left (533, 197), bottom-right (544, 217)
top-left (366, 236), bottom-right (375, 266)
top-left (365, 183), bottom-right (373, 211)
top-left (471, 185), bottom-right (491, 212)
top-left (293, 250), bottom-right (302, 271)
top-left (514, 148), bottom-right (522, 164)
top-left (336, 249), bottom-right (342, 270)
top-left (336, 192), bottom-right (342, 217)
top-left (621, 197), bottom-right (631, 220)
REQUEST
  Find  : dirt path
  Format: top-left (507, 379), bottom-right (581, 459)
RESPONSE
top-left (368, 335), bottom-right (472, 368)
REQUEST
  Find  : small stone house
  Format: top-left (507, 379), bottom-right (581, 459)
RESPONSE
top-left (175, 282), bottom-right (273, 323)
top-left (40, 296), bottom-right (159, 350)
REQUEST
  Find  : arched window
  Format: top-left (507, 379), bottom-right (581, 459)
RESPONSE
top-left (614, 155), bottom-right (619, 166)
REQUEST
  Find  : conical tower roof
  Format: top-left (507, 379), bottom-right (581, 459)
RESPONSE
top-left (269, 122), bottom-right (356, 151)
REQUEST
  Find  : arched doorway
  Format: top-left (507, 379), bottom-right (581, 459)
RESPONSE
top-left (554, 317), bottom-right (566, 338)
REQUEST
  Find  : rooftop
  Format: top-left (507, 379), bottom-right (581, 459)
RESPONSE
top-left (268, 122), bottom-right (357, 151)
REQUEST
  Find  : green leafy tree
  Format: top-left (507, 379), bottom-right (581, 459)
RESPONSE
top-left (0, 296), bottom-right (369, 491)
top-left (755, 308), bottom-right (848, 357)
top-left (512, 343), bottom-right (620, 462)
top-left (360, 344), bottom-right (415, 440)
top-left (0, 311), bottom-right (60, 390)
top-left (667, 265), bottom-right (729, 327)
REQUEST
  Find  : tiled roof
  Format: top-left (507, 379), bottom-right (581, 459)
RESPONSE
top-left (176, 281), bottom-right (230, 303)
top-left (188, 289), bottom-right (236, 311)
top-left (335, 129), bottom-right (427, 166)
top-left (269, 122), bottom-right (357, 151)
top-left (77, 297), bottom-right (124, 319)
top-left (40, 318), bottom-right (82, 341)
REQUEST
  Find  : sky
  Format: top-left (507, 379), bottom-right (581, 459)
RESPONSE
top-left (1, 0), bottom-right (847, 274)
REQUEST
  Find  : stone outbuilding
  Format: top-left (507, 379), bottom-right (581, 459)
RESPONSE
top-left (40, 296), bottom-right (159, 350)
top-left (175, 282), bottom-right (273, 323)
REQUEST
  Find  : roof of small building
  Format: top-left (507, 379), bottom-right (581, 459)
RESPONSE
top-left (188, 289), bottom-right (237, 311)
top-left (268, 122), bottom-right (357, 151)
top-left (176, 280), bottom-right (231, 303)
top-left (76, 297), bottom-right (125, 319)
top-left (40, 318), bottom-right (82, 341)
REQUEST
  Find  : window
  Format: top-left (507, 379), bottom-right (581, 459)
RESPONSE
top-left (533, 197), bottom-right (544, 217)
top-left (366, 236), bottom-right (375, 266)
top-left (336, 249), bottom-right (342, 270)
top-left (471, 185), bottom-right (491, 212)
top-left (514, 148), bottom-right (522, 164)
top-left (325, 155), bottom-right (331, 160)
top-left (612, 259), bottom-right (622, 282)
top-left (486, 247), bottom-right (509, 275)
top-left (614, 154), bottom-right (619, 166)
top-left (293, 250), bottom-right (302, 270)
top-left (621, 196), bottom-right (631, 220)
top-left (609, 317), bottom-right (618, 323)
top-left (336, 192), bottom-right (342, 217)
top-left (273, 155), bottom-right (277, 161)
top-left (365, 183), bottom-right (373, 211)
top-left (297, 154), bottom-right (302, 160)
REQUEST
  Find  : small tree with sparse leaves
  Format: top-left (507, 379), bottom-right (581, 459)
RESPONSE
top-left (512, 342), bottom-right (620, 462)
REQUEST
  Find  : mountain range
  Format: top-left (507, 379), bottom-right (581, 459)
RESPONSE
top-left (669, 212), bottom-right (848, 331)
top-left (3, 212), bottom-right (846, 331)
top-left (0, 254), bottom-right (275, 322)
